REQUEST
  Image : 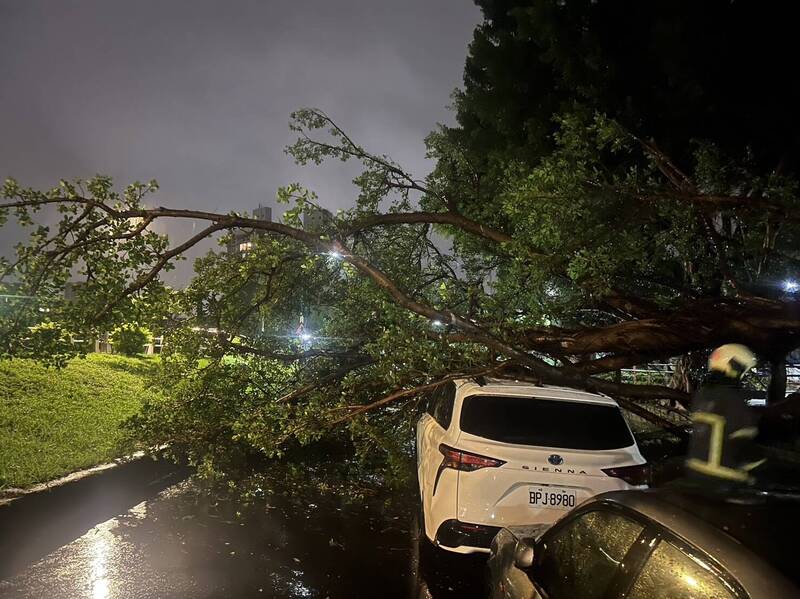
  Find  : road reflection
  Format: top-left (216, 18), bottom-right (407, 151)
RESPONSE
top-left (89, 527), bottom-right (110, 599)
top-left (0, 475), bottom-right (486, 598)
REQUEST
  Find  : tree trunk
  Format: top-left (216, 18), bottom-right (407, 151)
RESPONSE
top-left (768, 355), bottom-right (787, 405)
top-left (669, 352), bottom-right (705, 395)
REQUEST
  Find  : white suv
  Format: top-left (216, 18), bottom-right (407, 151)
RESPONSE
top-left (416, 378), bottom-right (648, 554)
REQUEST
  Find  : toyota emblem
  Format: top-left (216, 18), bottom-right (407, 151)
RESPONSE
top-left (548, 454), bottom-right (564, 466)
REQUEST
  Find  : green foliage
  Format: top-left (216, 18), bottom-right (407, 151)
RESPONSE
top-left (0, 175), bottom-right (170, 362)
top-left (109, 323), bottom-right (152, 356)
top-left (3, 3), bottom-right (800, 481)
top-left (19, 320), bottom-right (76, 367)
top-left (457, 0), bottom-right (800, 173)
top-left (0, 353), bottom-right (161, 488)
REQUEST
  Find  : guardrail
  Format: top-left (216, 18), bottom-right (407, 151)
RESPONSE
top-left (619, 363), bottom-right (800, 393)
top-left (70, 336), bottom-right (164, 355)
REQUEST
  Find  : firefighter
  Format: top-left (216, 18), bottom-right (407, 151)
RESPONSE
top-left (685, 344), bottom-right (765, 486)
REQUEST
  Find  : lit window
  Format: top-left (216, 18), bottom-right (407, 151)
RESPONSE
top-left (239, 241), bottom-right (253, 252)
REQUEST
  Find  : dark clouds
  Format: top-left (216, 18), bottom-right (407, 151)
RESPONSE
top-left (0, 0), bottom-right (480, 283)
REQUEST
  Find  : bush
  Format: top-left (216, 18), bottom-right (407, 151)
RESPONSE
top-left (109, 323), bottom-right (152, 356)
top-left (20, 320), bottom-right (76, 367)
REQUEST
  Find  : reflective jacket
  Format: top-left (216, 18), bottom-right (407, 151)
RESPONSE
top-left (686, 373), bottom-right (765, 484)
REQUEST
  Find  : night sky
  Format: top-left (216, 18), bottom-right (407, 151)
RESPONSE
top-left (0, 0), bottom-right (480, 283)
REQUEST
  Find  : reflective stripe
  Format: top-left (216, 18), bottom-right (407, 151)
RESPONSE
top-left (686, 458), bottom-right (752, 483)
top-left (728, 426), bottom-right (758, 440)
top-left (692, 412), bottom-right (726, 466)
top-left (741, 458), bottom-right (767, 472)
top-left (689, 411), bottom-right (756, 483)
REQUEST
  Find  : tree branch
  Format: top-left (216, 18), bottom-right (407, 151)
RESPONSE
top-left (276, 358), bottom-right (376, 403)
top-left (330, 362), bottom-right (512, 424)
top-left (345, 211), bottom-right (516, 246)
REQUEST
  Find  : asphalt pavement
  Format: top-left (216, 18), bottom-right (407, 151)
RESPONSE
top-left (0, 460), bottom-right (485, 598)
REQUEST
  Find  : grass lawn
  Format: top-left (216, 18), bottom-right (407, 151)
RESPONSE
top-left (0, 353), bottom-right (162, 489)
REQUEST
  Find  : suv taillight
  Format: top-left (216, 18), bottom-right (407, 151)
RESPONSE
top-left (602, 463), bottom-right (651, 486)
top-left (433, 444), bottom-right (506, 495)
top-left (438, 444), bottom-right (506, 472)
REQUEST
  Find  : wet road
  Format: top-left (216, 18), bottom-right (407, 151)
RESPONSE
top-left (0, 461), bottom-right (485, 598)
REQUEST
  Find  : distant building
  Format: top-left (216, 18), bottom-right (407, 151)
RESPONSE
top-left (253, 205), bottom-right (272, 221)
top-left (302, 207), bottom-right (333, 233)
top-left (227, 204), bottom-right (272, 254)
top-left (64, 281), bottom-right (85, 301)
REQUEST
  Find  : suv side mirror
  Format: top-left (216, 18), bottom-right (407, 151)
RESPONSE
top-left (514, 539), bottom-right (535, 569)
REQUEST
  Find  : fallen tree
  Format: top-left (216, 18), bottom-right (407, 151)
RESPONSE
top-left (3, 1), bottom-right (800, 470)
top-left (1, 110), bottom-right (798, 415)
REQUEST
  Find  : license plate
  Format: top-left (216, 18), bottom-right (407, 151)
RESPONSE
top-left (528, 486), bottom-right (577, 508)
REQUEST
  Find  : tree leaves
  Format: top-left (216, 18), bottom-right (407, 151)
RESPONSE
top-left (4, 3), bottom-right (800, 473)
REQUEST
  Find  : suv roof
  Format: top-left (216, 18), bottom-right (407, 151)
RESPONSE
top-left (455, 378), bottom-right (618, 406)
top-left (598, 488), bottom-right (800, 591)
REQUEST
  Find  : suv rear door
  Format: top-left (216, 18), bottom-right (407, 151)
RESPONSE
top-left (455, 394), bottom-right (641, 525)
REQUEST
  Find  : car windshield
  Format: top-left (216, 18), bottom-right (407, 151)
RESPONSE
top-left (459, 395), bottom-right (634, 450)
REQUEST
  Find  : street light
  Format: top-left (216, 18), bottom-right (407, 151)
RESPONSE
top-left (300, 332), bottom-right (313, 342)
top-left (783, 280), bottom-right (799, 293)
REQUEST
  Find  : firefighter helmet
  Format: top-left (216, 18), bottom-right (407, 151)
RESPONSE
top-left (708, 344), bottom-right (757, 378)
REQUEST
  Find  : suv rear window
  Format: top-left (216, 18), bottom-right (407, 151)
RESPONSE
top-left (460, 395), bottom-right (634, 450)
